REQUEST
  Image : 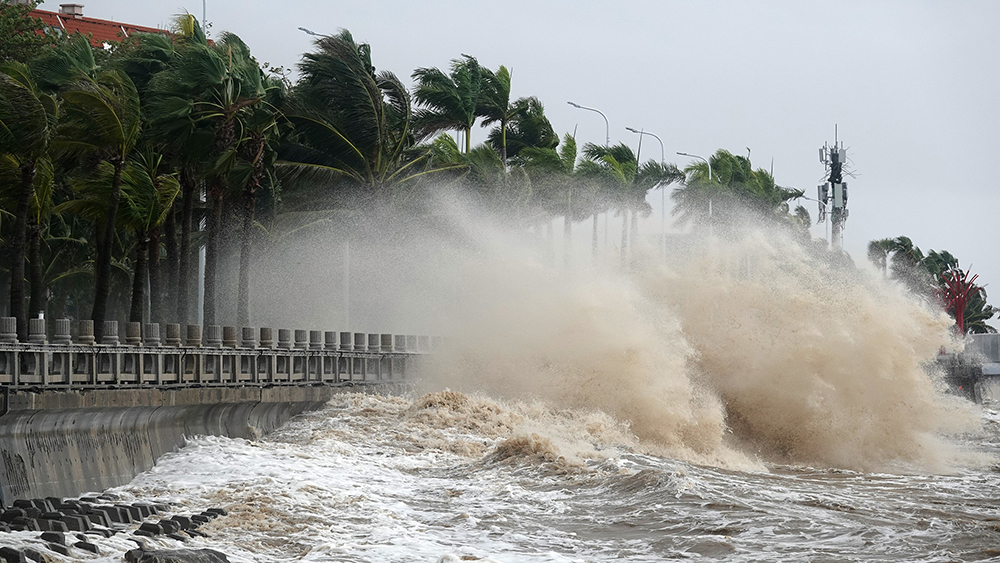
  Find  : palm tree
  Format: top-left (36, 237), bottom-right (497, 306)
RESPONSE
top-left (490, 97), bottom-right (558, 162)
top-left (412, 55), bottom-right (481, 153)
top-left (0, 60), bottom-right (55, 338)
top-left (672, 149), bottom-right (803, 235)
top-left (53, 67), bottom-right (142, 337)
top-left (281, 29), bottom-right (436, 205)
top-left (477, 65), bottom-right (517, 164)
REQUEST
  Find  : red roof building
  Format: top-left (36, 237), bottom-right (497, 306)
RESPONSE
top-left (27, 3), bottom-right (169, 47)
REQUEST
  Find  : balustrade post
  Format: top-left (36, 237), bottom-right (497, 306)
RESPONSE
top-left (101, 321), bottom-right (120, 345)
top-left (204, 325), bottom-right (222, 348)
top-left (293, 329), bottom-right (308, 350)
top-left (28, 318), bottom-right (47, 344)
top-left (165, 323), bottom-right (181, 347)
top-left (394, 335), bottom-right (406, 352)
top-left (53, 319), bottom-right (72, 345)
top-left (144, 323), bottom-right (162, 347)
top-left (77, 320), bottom-right (95, 345)
top-left (241, 327), bottom-right (257, 349)
top-left (259, 327), bottom-right (274, 348)
top-left (340, 332), bottom-right (353, 351)
top-left (185, 325), bottom-right (202, 347)
top-left (0, 317), bottom-right (17, 344)
top-left (277, 329), bottom-right (292, 349)
top-left (354, 333), bottom-right (366, 351)
top-left (223, 326), bottom-right (238, 348)
top-left (125, 322), bottom-right (142, 345)
top-left (309, 330), bottom-right (323, 350)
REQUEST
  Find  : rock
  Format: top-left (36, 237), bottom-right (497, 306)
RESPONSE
top-left (169, 516), bottom-right (193, 530)
top-left (205, 508), bottom-right (227, 517)
top-left (39, 511), bottom-right (64, 520)
top-left (40, 531), bottom-right (66, 545)
top-left (158, 519), bottom-right (181, 534)
top-left (58, 515), bottom-right (89, 531)
top-left (73, 541), bottom-right (99, 554)
top-left (0, 547), bottom-right (25, 563)
top-left (166, 533), bottom-right (188, 542)
top-left (124, 548), bottom-right (231, 563)
top-left (190, 514), bottom-right (210, 524)
top-left (120, 505), bottom-right (143, 522)
top-left (45, 543), bottom-right (69, 557)
top-left (10, 516), bottom-right (39, 531)
top-left (0, 509), bottom-right (25, 523)
top-left (22, 507), bottom-right (40, 519)
top-left (34, 519), bottom-right (67, 533)
top-left (140, 522), bottom-right (164, 535)
top-left (21, 549), bottom-right (43, 563)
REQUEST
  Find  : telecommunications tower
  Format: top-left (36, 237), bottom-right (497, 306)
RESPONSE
top-left (818, 129), bottom-right (850, 249)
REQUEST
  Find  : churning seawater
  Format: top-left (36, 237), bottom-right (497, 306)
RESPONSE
top-left (49, 221), bottom-right (1000, 562)
top-left (76, 391), bottom-right (1000, 562)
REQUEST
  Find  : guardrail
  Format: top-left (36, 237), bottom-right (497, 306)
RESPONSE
top-left (0, 317), bottom-right (435, 389)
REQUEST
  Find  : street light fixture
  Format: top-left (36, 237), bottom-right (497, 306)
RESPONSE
top-left (627, 127), bottom-right (667, 259)
top-left (676, 151), bottom-right (711, 180)
top-left (298, 27), bottom-right (328, 38)
top-left (677, 151), bottom-right (714, 236)
top-left (567, 101), bottom-right (610, 147)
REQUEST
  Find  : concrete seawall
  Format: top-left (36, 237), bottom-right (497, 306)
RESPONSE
top-left (0, 384), bottom-right (394, 503)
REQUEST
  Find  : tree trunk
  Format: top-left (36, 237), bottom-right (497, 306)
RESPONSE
top-left (563, 189), bottom-right (572, 268)
top-left (163, 206), bottom-right (178, 322)
top-left (236, 188), bottom-right (257, 327)
top-left (592, 206), bottom-right (599, 258)
top-left (129, 230), bottom-right (148, 323)
top-left (92, 160), bottom-right (124, 339)
top-left (176, 166), bottom-right (195, 325)
top-left (148, 228), bottom-right (162, 323)
top-left (27, 222), bottom-right (44, 319)
top-left (620, 206), bottom-right (629, 267)
top-left (202, 178), bottom-right (224, 327)
top-left (9, 163), bottom-right (35, 341)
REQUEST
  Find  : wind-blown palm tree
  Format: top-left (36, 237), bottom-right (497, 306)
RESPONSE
top-left (281, 29), bottom-right (436, 205)
top-left (412, 55), bottom-right (481, 153)
top-left (672, 148), bottom-right (803, 234)
top-left (0, 60), bottom-right (55, 338)
top-left (53, 65), bottom-right (141, 337)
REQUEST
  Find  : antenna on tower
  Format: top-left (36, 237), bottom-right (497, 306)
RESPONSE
top-left (818, 126), bottom-right (850, 249)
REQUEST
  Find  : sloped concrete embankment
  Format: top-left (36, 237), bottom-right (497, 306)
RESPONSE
top-left (0, 386), bottom-right (354, 502)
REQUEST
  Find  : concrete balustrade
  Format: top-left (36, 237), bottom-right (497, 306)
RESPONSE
top-left (223, 326), bottom-right (238, 348)
top-left (0, 316), bottom-right (435, 390)
top-left (53, 319), bottom-right (72, 345)
top-left (294, 329), bottom-right (308, 350)
top-left (101, 321), bottom-right (119, 345)
top-left (144, 323), bottom-right (161, 347)
top-left (0, 318), bottom-right (16, 344)
top-left (186, 325), bottom-right (201, 347)
top-left (241, 327), bottom-right (257, 349)
top-left (78, 320), bottom-right (96, 345)
top-left (28, 319), bottom-right (46, 345)
top-left (259, 327), bottom-right (274, 348)
top-left (125, 322), bottom-right (142, 345)
top-left (164, 323), bottom-right (181, 347)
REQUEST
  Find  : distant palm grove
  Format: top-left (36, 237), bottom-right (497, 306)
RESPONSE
top-left (0, 5), bottom-right (991, 338)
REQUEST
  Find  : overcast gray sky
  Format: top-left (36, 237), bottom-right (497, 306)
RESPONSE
top-left (39, 1), bottom-right (1000, 296)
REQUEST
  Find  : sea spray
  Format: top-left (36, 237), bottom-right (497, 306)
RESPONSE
top-left (251, 195), bottom-right (982, 471)
top-left (416, 214), bottom-right (981, 471)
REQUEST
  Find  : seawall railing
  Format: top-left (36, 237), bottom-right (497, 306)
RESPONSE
top-left (0, 316), bottom-right (437, 502)
top-left (0, 317), bottom-right (436, 391)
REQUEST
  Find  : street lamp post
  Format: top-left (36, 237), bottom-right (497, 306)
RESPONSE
top-left (677, 152), bottom-right (714, 236)
top-left (568, 101), bottom-right (610, 259)
top-left (627, 127), bottom-right (666, 259)
top-left (567, 101), bottom-right (609, 147)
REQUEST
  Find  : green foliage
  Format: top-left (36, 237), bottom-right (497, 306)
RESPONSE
top-left (671, 148), bottom-right (804, 233)
top-left (0, 1), bottom-right (58, 63)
